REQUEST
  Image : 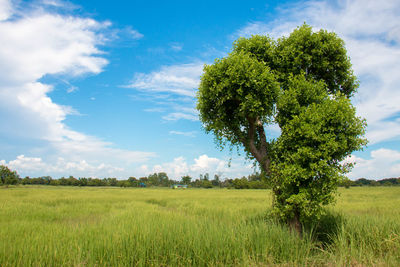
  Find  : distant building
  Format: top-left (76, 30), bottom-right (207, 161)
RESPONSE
top-left (172, 184), bottom-right (188, 189)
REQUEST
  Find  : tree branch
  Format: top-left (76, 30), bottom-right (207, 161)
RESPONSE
top-left (245, 116), bottom-right (267, 168)
top-left (255, 118), bottom-right (271, 173)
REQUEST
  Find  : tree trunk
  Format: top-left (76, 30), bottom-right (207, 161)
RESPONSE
top-left (245, 116), bottom-right (271, 175)
top-left (288, 209), bottom-right (302, 235)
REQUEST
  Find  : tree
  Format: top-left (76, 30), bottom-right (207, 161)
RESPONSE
top-left (0, 165), bottom-right (20, 185)
top-left (212, 174), bottom-right (221, 187)
top-left (200, 179), bottom-right (213, 188)
top-left (181, 175), bottom-right (192, 185)
top-left (197, 24), bottom-right (367, 233)
top-left (148, 172), bottom-right (170, 187)
top-left (232, 177), bottom-right (250, 189)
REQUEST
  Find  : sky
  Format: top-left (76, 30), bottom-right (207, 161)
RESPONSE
top-left (0, 0), bottom-right (400, 180)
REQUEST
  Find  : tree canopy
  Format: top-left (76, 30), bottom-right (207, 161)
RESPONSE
top-left (197, 24), bottom-right (367, 232)
top-left (0, 165), bottom-right (19, 185)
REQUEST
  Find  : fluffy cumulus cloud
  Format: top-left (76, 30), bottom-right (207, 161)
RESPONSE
top-left (4, 155), bottom-right (125, 178)
top-left (0, 0), bottom-right (154, 178)
top-left (141, 154), bottom-right (254, 180)
top-left (346, 149), bottom-right (400, 179)
top-left (234, 0), bottom-right (400, 179)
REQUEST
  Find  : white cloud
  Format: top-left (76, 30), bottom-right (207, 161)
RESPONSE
top-left (0, 15), bottom-right (108, 83)
top-left (3, 155), bottom-right (125, 178)
top-left (0, 0), bottom-right (12, 21)
top-left (235, 0), bottom-right (400, 145)
top-left (170, 43), bottom-right (183, 51)
top-left (151, 156), bottom-right (190, 179)
top-left (0, 1), bottom-right (155, 177)
top-left (169, 131), bottom-right (196, 137)
top-left (161, 105), bottom-right (199, 122)
top-left (41, 0), bottom-right (65, 7)
top-left (144, 154), bottom-right (254, 180)
top-left (40, 0), bottom-right (79, 9)
top-left (126, 63), bottom-right (204, 97)
top-left (144, 107), bottom-right (165, 113)
top-left (126, 61), bottom-right (203, 122)
top-left (125, 26), bottom-right (143, 39)
top-left (346, 148), bottom-right (400, 179)
top-left (191, 154), bottom-right (225, 173)
top-left (162, 112), bottom-right (198, 122)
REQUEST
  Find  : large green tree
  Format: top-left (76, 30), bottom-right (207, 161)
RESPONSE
top-left (197, 24), bottom-right (367, 232)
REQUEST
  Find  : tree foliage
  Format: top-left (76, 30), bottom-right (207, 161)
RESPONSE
top-left (181, 175), bottom-right (192, 185)
top-left (0, 165), bottom-right (19, 185)
top-left (197, 24), bottom-right (367, 231)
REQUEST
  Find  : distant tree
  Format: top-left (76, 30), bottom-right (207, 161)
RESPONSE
top-left (221, 179), bottom-right (234, 188)
top-left (248, 172), bottom-right (262, 182)
top-left (139, 177), bottom-right (148, 184)
top-left (212, 174), bottom-right (221, 187)
top-left (249, 180), bottom-right (268, 189)
top-left (118, 180), bottom-right (131, 187)
top-left (201, 180), bottom-right (213, 188)
top-left (50, 179), bottom-right (60, 186)
top-left (79, 177), bottom-right (88, 186)
top-left (67, 176), bottom-right (79, 186)
top-left (42, 176), bottom-right (52, 185)
top-left (382, 181), bottom-right (392, 187)
top-left (192, 179), bottom-right (202, 188)
top-left (0, 165), bottom-right (19, 185)
top-left (339, 177), bottom-right (354, 188)
top-left (148, 172), bottom-right (170, 187)
top-left (87, 178), bottom-right (105, 186)
top-left (355, 178), bottom-right (372, 186)
top-left (106, 178), bottom-right (118, 186)
top-left (197, 24), bottom-right (367, 233)
top-left (126, 177), bottom-right (138, 187)
top-left (181, 175), bottom-right (192, 185)
top-left (232, 177), bottom-right (250, 189)
top-left (378, 178), bottom-right (399, 186)
top-left (22, 176), bottom-right (31, 185)
top-left (128, 177), bottom-right (137, 183)
top-left (370, 180), bottom-right (379, 187)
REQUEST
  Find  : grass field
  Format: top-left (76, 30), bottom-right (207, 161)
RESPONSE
top-left (1, 186), bottom-right (399, 266)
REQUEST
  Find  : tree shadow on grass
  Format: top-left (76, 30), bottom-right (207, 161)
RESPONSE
top-left (245, 208), bottom-right (345, 249)
top-left (247, 209), bottom-right (345, 247)
top-left (303, 210), bottom-right (345, 247)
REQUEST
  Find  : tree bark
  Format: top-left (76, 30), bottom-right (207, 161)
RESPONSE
top-left (246, 116), bottom-right (271, 174)
top-left (288, 209), bottom-right (302, 235)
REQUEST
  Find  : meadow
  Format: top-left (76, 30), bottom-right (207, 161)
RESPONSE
top-left (0, 186), bottom-right (399, 266)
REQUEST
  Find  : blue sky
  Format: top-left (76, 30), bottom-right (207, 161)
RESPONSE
top-left (1, 0), bottom-right (400, 180)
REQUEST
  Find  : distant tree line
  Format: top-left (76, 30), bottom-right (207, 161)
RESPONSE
top-left (0, 165), bottom-right (269, 188)
top-left (1, 164), bottom-right (399, 188)
top-left (339, 177), bottom-right (400, 188)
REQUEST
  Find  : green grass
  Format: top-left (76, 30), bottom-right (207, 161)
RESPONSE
top-left (1, 186), bottom-right (399, 266)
